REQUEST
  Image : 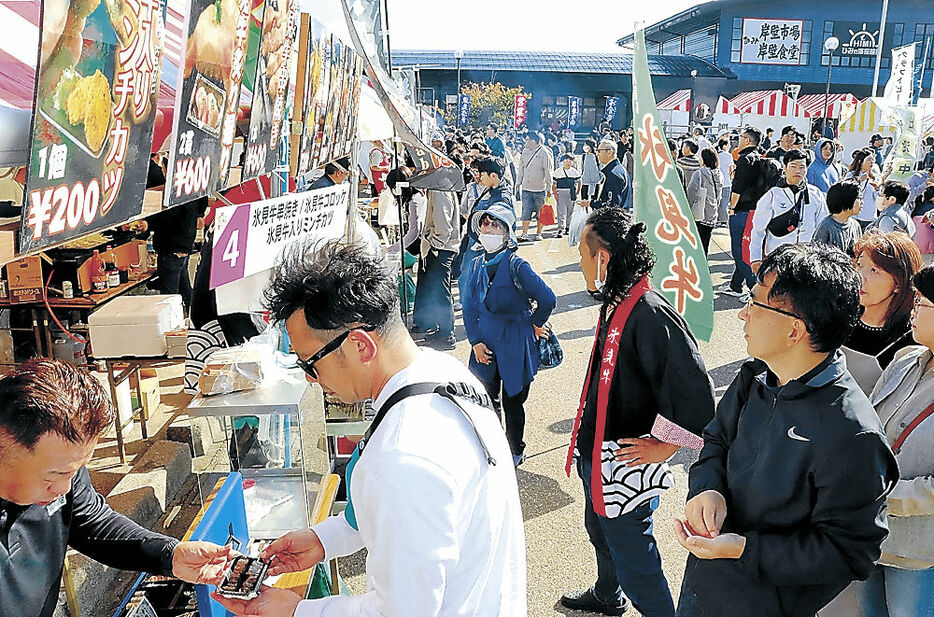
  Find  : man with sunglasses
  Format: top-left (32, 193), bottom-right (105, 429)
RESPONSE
top-left (673, 243), bottom-right (899, 617)
top-left (212, 241), bottom-right (525, 617)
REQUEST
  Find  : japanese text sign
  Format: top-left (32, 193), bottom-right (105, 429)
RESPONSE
top-left (458, 93), bottom-right (471, 126)
top-left (604, 96), bottom-right (620, 122)
top-left (631, 28), bottom-right (714, 342)
top-left (568, 96), bottom-right (582, 128)
top-left (210, 182), bottom-right (349, 288)
top-left (884, 43), bottom-right (916, 106)
top-left (739, 18), bottom-right (804, 66)
top-left (21, 0), bottom-right (163, 253)
top-left (514, 94), bottom-right (527, 127)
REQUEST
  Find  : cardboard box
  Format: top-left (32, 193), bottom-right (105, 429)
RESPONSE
top-left (7, 255), bottom-right (43, 303)
top-left (132, 368), bottom-right (161, 419)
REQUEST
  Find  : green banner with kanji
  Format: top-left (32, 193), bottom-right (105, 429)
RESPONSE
top-left (631, 28), bottom-right (714, 342)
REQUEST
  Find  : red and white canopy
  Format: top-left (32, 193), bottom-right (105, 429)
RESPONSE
top-left (657, 89), bottom-right (691, 112)
top-left (729, 90), bottom-right (809, 117)
top-left (716, 96), bottom-right (742, 115)
top-left (796, 93), bottom-right (861, 119)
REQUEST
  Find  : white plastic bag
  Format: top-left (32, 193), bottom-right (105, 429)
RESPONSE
top-left (568, 204), bottom-right (591, 247)
top-left (377, 188), bottom-right (399, 226)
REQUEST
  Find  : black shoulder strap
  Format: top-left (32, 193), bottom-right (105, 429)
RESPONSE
top-left (359, 382), bottom-right (497, 465)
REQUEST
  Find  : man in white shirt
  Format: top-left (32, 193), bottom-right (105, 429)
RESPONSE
top-left (749, 149), bottom-right (828, 274)
top-left (212, 241), bottom-right (526, 617)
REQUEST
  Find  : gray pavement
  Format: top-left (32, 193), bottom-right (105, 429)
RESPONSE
top-left (339, 225), bottom-right (750, 615)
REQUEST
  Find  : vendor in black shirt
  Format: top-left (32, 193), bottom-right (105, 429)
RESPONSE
top-left (843, 231), bottom-right (923, 395)
top-left (0, 359), bottom-right (231, 617)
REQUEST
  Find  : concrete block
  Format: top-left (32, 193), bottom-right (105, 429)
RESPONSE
top-left (110, 440), bottom-right (192, 513)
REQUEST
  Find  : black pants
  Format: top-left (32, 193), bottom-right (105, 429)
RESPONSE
top-left (157, 253), bottom-right (192, 308)
top-left (480, 369), bottom-right (531, 456)
top-left (413, 249), bottom-right (455, 336)
top-left (697, 223), bottom-right (714, 255)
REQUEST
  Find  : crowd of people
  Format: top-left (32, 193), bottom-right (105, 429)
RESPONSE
top-left (2, 116), bottom-right (933, 617)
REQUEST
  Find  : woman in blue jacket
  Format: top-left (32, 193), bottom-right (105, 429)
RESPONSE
top-left (807, 138), bottom-right (843, 194)
top-left (463, 203), bottom-right (556, 466)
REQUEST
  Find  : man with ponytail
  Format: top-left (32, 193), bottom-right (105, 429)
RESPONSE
top-left (560, 207), bottom-right (715, 617)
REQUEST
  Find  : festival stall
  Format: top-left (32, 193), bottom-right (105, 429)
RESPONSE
top-left (657, 88), bottom-right (691, 132)
top-left (713, 95), bottom-right (744, 131)
top-left (796, 93), bottom-right (861, 122)
top-left (724, 89), bottom-right (811, 136)
top-left (838, 97), bottom-right (901, 158)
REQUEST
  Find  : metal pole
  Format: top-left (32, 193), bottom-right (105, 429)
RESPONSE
top-left (823, 51), bottom-right (833, 135)
top-left (872, 0), bottom-right (890, 97)
top-left (382, 0), bottom-right (392, 72)
top-left (456, 57), bottom-right (462, 127)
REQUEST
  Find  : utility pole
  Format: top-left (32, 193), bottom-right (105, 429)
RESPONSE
top-left (872, 0), bottom-right (890, 97)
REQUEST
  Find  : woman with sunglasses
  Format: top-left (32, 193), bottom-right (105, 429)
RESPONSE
top-left (842, 231), bottom-right (923, 395)
top-left (463, 203), bottom-right (556, 467)
top-left (824, 266), bottom-right (934, 617)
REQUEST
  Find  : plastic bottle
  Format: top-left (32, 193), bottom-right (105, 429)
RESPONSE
top-left (90, 250), bottom-right (108, 293)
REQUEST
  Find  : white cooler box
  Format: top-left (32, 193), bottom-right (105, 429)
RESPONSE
top-left (89, 295), bottom-right (185, 358)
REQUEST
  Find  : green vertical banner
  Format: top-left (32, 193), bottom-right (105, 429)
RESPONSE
top-left (631, 28), bottom-right (714, 342)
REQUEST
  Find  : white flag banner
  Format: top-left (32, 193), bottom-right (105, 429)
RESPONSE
top-left (884, 43), bottom-right (916, 105)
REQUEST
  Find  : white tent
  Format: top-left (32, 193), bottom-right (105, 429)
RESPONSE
top-left (726, 90), bottom-right (811, 136)
top-left (657, 89), bottom-right (691, 133)
top-left (713, 96), bottom-right (744, 130)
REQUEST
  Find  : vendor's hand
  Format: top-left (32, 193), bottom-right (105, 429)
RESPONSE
top-left (172, 541), bottom-right (232, 585)
top-left (473, 342), bottom-right (494, 365)
top-left (211, 587), bottom-right (301, 617)
top-left (259, 529), bottom-right (325, 576)
top-left (673, 519), bottom-right (746, 560)
top-left (683, 490), bottom-right (728, 538)
top-left (613, 437), bottom-right (679, 467)
top-left (533, 324), bottom-right (551, 341)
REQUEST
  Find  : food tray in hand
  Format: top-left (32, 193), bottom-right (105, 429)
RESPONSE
top-left (217, 555), bottom-right (270, 600)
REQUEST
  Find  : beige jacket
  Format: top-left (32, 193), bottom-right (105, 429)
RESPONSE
top-left (420, 190), bottom-right (460, 257)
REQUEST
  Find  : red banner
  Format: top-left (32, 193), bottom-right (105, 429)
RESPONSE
top-left (514, 94), bottom-right (527, 127)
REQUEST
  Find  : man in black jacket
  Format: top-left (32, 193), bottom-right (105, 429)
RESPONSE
top-left (674, 243), bottom-right (899, 617)
top-left (582, 140), bottom-right (630, 210)
top-left (0, 359), bottom-right (231, 617)
top-left (725, 127), bottom-right (764, 298)
top-left (561, 208), bottom-right (714, 617)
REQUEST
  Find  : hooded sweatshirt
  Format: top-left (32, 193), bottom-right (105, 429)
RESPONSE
top-left (806, 139), bottom-right (842, 193)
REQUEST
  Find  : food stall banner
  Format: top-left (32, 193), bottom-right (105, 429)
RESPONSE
top-left (604, 96), bottom-right (620, 122)
top-left (20, 0), bottom-right (163, 253)
top-left (884, 43), bottom-right (916, 106)
top-left (242, 0), bottom-right (298, 180)
top-left (163, 0), bottom-right (253, 208)
top-left (568, 96), bottom-right (582, 128)
top-left (885, 106), bottom-right (919, 181)
top-left (513, 94), bottom-right (527, 127)
top-left (341, 0), bottom-right (464, 192)
top-left (631, 28), bottom-right (714, 342)
top-left (210, 182), bottom-right (348, 289)
top-left (458, 93), bottom-right (470, 127)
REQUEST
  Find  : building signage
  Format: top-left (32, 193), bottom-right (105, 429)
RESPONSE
top-left (568, 96), bottom-right (582, 128)
top-left (739, 18), bottom-right (804, 65)
top-left (833, 21), bottom-right (895, 58)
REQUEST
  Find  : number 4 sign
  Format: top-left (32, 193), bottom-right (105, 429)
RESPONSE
top-left (210, 204), bottom-right (250, 288)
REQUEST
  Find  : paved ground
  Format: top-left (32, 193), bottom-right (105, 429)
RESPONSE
top-left (338, 225), bottom-right (750, 615)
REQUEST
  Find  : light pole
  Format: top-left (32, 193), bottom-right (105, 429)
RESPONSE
top-left (689, 69), bottom-right (698, 127)
top-left (454, 49), bottom-right (464, 127)
top-left (822, 36), bottom-right (840, 136)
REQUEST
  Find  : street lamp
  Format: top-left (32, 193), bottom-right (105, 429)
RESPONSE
top-left (822, 36), bottom-right (840, 136)
top-left (689, 69), bottom-right (698, 126)
top-left (454, 49), bottom-right (464, 126)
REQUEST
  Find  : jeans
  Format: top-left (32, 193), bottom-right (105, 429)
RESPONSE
top-left (520, 190), bottom-right (546, 221)
top-left (728, 210), bottom-right (756, 293)
top-left (555, 188), bottom-right (575, 230)
top-left (579, 458), bottom-right (676, 617)
top-left (719, 185), bottom-right (731, 224)
top-left (413, 249), bottom-right (455, 336)
top-left (480, 370), bottom-right (530, 456)
top-left (854, 565), bottom-right (934, 617)
top-left (157, 253), bottom-right (192, 308)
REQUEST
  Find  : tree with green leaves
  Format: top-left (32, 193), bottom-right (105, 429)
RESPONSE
top-left (449, 82), bottom-right (529, 129)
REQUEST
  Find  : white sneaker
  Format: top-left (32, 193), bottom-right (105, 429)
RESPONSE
top-left (738, 292), bottom-right (750, 303)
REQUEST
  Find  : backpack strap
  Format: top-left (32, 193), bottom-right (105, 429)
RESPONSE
top-left (359, 382), bottom-right (497, 465)
top-left (508, 254), bottom-right (535, 311)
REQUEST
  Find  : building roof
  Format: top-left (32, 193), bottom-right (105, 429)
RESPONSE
top-left (617, 1), bottom-right (722, 46)
top-left (392, 50), bottom-right (730, 78)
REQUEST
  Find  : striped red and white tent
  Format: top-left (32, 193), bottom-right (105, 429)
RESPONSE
top-left (716, 96), bottom-right (742, 115)
top-left (0, 1), bottom-right (40, 110)
top-left (796, 93), bottom-right (861, 119)
top-left (657, 89), bottom-right (691, 112)
top-left (729, 90), bottom-right (809, 117)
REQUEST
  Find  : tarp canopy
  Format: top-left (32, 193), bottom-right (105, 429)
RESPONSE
top-left (797, 93), bottom-right (861, 119)
top-left (730, 90), bottom-right (809, 118)
top-left (716, 96), bottom-right (742, 115)
top-left (657, 89), bottom-right (691, 112)
top-left (357, 77), bottom-right (394, 141)
top-left (840, 97), bottom-right (900, 133)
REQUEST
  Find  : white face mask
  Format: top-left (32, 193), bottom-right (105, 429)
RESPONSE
top-left (479, 233), bottom-right (506, 253)
top-left (594, 252), bottom-right (607, 292)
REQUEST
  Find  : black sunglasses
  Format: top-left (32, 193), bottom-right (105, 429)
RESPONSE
top-left (295, 330), bottom-right (354, 379)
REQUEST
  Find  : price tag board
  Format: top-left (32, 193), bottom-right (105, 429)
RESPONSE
top-left (210, 183), bottom-right (349, 289)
